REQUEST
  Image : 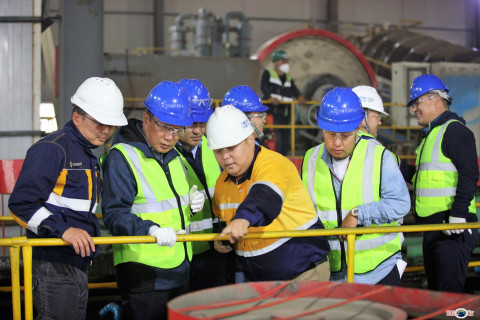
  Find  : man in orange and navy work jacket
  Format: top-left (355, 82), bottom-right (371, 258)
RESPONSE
top-left (207, 104), bottom-right (330, 281)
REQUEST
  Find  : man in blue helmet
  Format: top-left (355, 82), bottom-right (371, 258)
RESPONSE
top-left (222, 85), bottom-right (269, 145)
top-left (101, 81), bottom-right (205, 320)
top-left (404, 74), bottom-right (478, 293)
top-left (261, 49), bottom-right (306, 155)
top-left (302, 87), bottom-right (410, 285)
top-left (176, 79), bottom-right (232, 291)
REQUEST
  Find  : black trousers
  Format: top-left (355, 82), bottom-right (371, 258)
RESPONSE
top-left (32, 260), bottom-right (88, 320)
top-left (271, 105), bottom-right (290, 156)
top-left (189, 248), bottom-right (233, 291)
top-left (121, 285), bottom-right (189, 320)
top-left (423, 229), bottom-right (478, 292)
top-left (377, 264), bottom-right (401, 286)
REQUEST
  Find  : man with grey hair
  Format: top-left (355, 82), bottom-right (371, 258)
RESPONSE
top-left (405, 74), bottom-right (478, 293)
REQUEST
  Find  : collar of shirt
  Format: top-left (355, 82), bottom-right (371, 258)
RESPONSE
top-left (177, 139), bottom-right (201, 159)
top-left (225, 144), bottom-right (261, 184)
top-left (421, 110), bottom-right (453, 137)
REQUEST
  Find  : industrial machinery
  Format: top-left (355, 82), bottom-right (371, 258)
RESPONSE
top-left (168, 281), bottom-right (480, 319)
top-left (169, 8), bottom-right (252, 58)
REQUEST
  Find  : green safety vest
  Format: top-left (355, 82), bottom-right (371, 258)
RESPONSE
top-left (358, 131), bottom-right (400, 165)
top-left (267, 68), bottom-right (294, 102)
top-left (103, 143), bottom-right (193, 269)
top-left (302, 139), bottom-right (402, 274)
top-left (176, 136), bottom-right (220, 254)
top-left (413, 120), bottom-right (476, 217)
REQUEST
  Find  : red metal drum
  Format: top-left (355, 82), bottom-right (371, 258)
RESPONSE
top-left (168, 281), bottom-right (480, 320)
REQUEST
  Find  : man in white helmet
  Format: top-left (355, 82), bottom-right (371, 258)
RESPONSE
top-left (353, 85), bottom-right (400, 165)
top-left (9, 77), bottom-right (127, 319)
top-left (207, 105), bottom-right (330, 282)
top-left (352, 85), bottom-right (389, 141)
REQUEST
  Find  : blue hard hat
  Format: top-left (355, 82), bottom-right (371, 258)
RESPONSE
top-left (316, 87), bottom-right (365, 132)
top-left (408, 74), bottom-right (449, 106)
top-left (144, 81), bottom-right (193, 126)
top-left (178, 79), bottom-right (213, 123)
top-left (222, 86), bottom-right (269, 112)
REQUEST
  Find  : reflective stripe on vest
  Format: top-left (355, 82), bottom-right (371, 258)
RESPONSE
top-left (27, 167), bottom-right (98, 235)
top-left (414, 120), bottom-right (476, 216)
top-left (177, 136), bottom-right (220, 254)
top-left (267, 68), bottom-right (294, 102)
top-left (235, 216), bottom-right (319, 257)
top-left (358, 131), bottom-right (400, 165)
top-left (109, 143), bottom-right (192, 269)
top-left (302, 139), bottom-right (402, 274)
top-left (215, 146), bottom-right (319, 259)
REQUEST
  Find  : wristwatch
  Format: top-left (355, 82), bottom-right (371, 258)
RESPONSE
top-left (351, 207), bottom-right (359, 218)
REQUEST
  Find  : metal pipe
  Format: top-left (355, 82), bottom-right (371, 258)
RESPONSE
top-left (347, 234), bottom-right (355, 283)
top-left (0, 131), bottom-right (43, 137)
top-left (9, 245), bottom-right (21, 320)
top-left (22, 246), bottom-right (33, 320)
top-left (223, 11), bottom-right (247, 47)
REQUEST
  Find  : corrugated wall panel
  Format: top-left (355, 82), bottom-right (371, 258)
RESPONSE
top-left (0, 0), bottom-right (40, 160)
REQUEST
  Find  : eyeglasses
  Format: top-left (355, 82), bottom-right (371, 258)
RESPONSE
top-left (411, 95), bottom-right (436, 108)
top-left (323, 130), bottom-right (357, 141)
top-left (151, 118), bottom-right (186, 136)
top-left (192, 98), bottom-right (213, 108)
top-left (247, 112), bottom-right (267, 120)
top-left (83, 115), bottom-right (116, 130)
top-left (367, 111), bottom-right (382, 120)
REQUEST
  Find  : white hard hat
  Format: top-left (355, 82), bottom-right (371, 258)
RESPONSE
top-left (352, 85), bottom-right (389, 117)
top-left (71, 77), bottom-right (128, 126)
top-left (206, 105), bottom-right (254, 150)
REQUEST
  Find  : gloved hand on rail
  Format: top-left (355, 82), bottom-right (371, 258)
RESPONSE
top-left (189, 185), bottom-right (205, 213)
top-left (442, 216), bottom-right (472, 236)
top-left (148, 226), bottom-right (176, 247)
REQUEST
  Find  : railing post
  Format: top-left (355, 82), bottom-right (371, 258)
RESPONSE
top-left (22, 245), bottom-right (33, 320)
top-left (9, 244), bottom-right (22, 320)
top-left (346, 234), bottom-right (355, 283)
top-left (290, 101), bottom-right (296, 157)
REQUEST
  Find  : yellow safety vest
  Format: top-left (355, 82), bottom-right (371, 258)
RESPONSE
top-left (106, 143), bottom-right (193, 269)
top-left (302, 139), bottom-right (402, 274)
top-left (267, 68), bottom-right (294, 102)
top-left (358, 131), bottom-right (400, 165)
top-left (413, 120), bottom-right (476, 217)
top-left (176, 136), bottom-right (220, 254)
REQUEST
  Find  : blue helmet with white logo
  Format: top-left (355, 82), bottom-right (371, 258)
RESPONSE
top-left (222, 86), bottom-right (268, 113)
top-left (178, 79), bottom-right (213, 123)
top-left (408, 74), bottom-right (450, 106)
top-left (144, 81), bottom-right (193, 126)
top-left (316, 87), bottom-right (365, 132)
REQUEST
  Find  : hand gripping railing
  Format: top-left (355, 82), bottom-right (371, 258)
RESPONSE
top-left (1, 222), bottom-right (480, 320)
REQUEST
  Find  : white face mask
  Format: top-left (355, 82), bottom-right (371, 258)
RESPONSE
top-left (279, 63), bottom-right (290, 74)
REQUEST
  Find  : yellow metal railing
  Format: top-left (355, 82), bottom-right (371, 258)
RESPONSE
top-left (1, 222), bottom-right (480, 320)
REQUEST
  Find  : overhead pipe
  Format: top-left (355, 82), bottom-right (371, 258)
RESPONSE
top-left (223, 11), bottom-right (251, 57)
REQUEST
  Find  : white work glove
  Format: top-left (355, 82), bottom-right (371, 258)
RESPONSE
top-left (189, 185), bottom-right (205, 213)
top-left (442, 216), bottom-right (472, 236)
top-left (148, 226), bottom-right (176, 248)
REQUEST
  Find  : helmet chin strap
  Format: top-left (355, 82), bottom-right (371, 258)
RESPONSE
top-left (363, 114), bottom-right (371, 134)
top-left (362, 112), bottom-right (371, 135)
top-left (253, 125), bottom-right (264, 139)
